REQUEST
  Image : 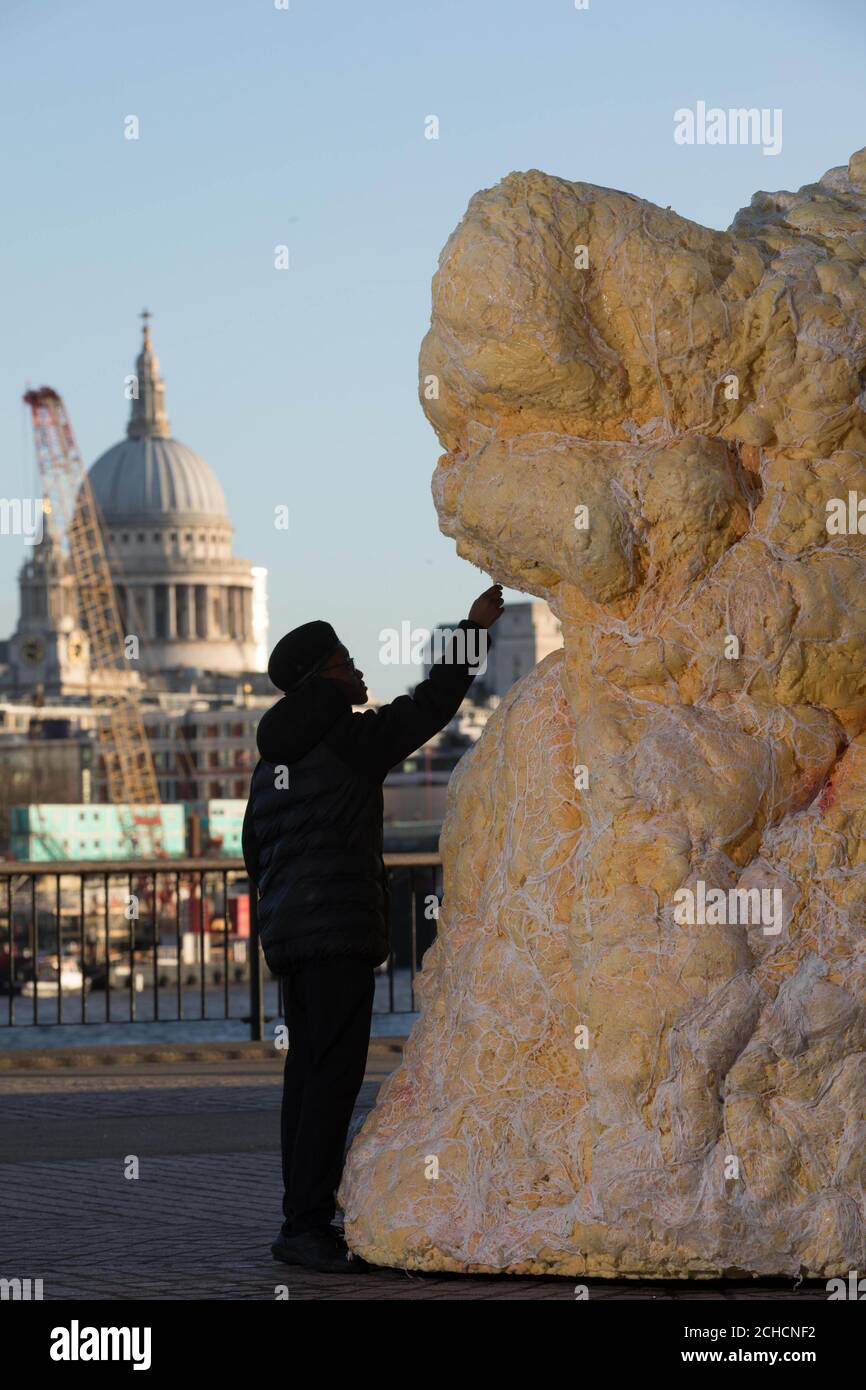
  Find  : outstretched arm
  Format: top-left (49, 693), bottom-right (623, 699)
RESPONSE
top-left (332, 584), bottom-right (504, 782)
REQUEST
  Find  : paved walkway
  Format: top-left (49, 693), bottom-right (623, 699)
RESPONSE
top-left (0, 1046), bottom-right (831, 1301)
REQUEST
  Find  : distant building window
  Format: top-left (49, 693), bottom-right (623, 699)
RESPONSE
top-left (170, 531), bottom-right (178, 541)
top-left (122, 533), bottom-right (129, 543)
top-left (137, 533), bottom-right (145, 542)
top-left (195, 585), bottom-right (208, 638)
top-left (185, 532), bottom-right (192, 541)
top-left (154, 586), bottom-right (169, 640)
top-left (175, 584), bottom-right (189, 638)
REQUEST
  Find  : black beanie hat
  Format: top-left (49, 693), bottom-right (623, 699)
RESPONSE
top-left (267, 620), bottom-right (341, 693)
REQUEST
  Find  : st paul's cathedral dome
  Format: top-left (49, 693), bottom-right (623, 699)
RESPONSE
top-left (3, 315), bottom-right (267, 698)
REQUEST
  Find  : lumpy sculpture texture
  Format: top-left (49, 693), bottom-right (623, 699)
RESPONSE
top-left (339, 150), bottom-right (866, 1277)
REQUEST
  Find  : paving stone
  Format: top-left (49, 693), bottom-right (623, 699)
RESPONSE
top-left (0, 1056), bottom-right (830, 1300)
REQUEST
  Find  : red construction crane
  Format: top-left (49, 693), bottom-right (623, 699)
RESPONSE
top-left (23, 386), bottom-right (163, 858)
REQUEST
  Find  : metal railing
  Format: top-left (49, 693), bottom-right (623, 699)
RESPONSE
top-left (0, 853), bottom-right (442, 1039)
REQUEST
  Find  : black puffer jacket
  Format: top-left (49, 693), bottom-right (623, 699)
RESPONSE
top-left (242, 619), bottom-right (488, 973)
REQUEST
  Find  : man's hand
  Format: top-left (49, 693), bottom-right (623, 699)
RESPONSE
top-left (468, 583), bottom-right (505, 629)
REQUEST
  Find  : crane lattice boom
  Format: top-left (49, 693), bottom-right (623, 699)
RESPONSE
top-left (24, 386), bottom-right (162, 851)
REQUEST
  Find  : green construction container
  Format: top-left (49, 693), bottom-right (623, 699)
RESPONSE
top-left (10, 803), bottom-right (186, 862)
top-left (205, 799), bottom-right (246, 855)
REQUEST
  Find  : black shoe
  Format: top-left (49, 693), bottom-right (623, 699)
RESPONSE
top-left (271, 1228), bottom-right (369, 1274)
top-left (279, 1221), bottom-right (346, 1245)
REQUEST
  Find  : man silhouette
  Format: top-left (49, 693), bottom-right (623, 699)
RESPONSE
top-left (242, 584), bottom-right (503, 1272)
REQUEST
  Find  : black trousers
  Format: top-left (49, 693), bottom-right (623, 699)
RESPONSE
top-left (279, 958), bottom-right (375, 1236)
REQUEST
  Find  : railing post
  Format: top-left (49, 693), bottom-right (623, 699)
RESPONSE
top-left (248, 885), bottom-right (263, 1041)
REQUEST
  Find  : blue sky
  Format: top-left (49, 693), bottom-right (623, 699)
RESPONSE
top-left (1, 0), bottom-right (864, 698)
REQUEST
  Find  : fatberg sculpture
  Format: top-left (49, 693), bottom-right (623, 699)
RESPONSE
top-left (339, 150), bottom-right (866, 1277)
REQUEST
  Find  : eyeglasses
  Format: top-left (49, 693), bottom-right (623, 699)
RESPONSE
top-left (289, 651), bottom-right (355, 692)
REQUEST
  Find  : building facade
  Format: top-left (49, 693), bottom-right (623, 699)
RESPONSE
top-left (2, 316), bottom-right (266, 699)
